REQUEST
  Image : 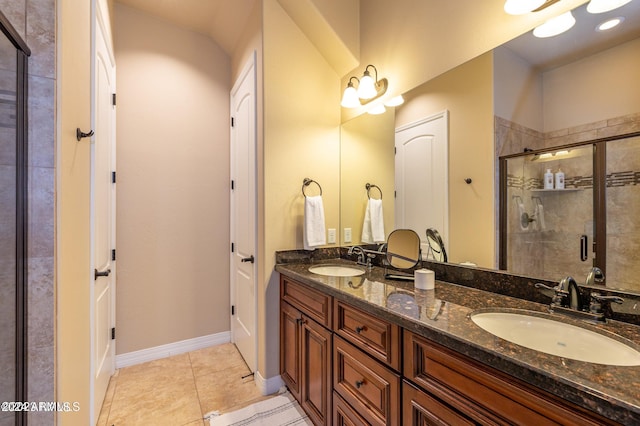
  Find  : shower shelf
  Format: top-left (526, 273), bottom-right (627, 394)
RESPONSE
top-left (530, 188), bottom-right (583, 193)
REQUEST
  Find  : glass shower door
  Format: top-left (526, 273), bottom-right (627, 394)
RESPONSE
top-left (503, 145), bottom-right (595, 282)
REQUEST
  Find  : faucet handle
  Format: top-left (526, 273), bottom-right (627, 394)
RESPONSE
top-left (589, 292), bottom-right (624, 315)
top-left (534, 282), bottom-right (557, 291)
top-left (586, 267), bottom-right (605, 286)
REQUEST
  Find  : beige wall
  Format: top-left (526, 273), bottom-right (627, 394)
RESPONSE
top-left (57, 0), bottom-right (93, 423)
top-left (262, 0), bottom-right (341, 378)
top-left (114, 4), bottom-right (231, 353)
top-left (395, 53), bottom-right (495, 267)
top-left (543, 37), bottom-right (640, 132)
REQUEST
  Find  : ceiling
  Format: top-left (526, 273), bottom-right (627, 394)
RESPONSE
top-left (503, 0), bottom-right (640, 70)
top-left (115, 0), bottom-right (257, 56)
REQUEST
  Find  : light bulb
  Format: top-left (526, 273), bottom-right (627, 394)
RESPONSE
top-left (597, 17), bottom-right (624, 31)
top-left (340, 84), bottom-right (360, 108)
top-left (357, 71), bottom-right (377, 99)
top-left (533, 11), bottom-right (576, 38)
top-left (504, 0), bottom-right (546, 15)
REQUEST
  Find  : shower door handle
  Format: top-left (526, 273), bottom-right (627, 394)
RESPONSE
top-left (241, 255), bottom-right (255, 264)
top-left (580, 235), bottom-right (588, 261)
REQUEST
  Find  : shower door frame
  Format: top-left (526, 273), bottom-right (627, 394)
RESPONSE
top-left (0, 9), bottom-right (31, 424)
top-left (499, 130), bottom-right (640, 282)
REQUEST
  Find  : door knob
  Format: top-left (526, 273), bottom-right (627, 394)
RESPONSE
top-left (241, 255), bottom-right (255, 263)
top-left (95, 268), bottom-right (111, 280)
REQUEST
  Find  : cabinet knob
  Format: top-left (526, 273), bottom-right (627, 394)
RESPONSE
top-left (355, 379), bottom-right (365, 389)
top-left (355, 326), bottom-right (365, 334)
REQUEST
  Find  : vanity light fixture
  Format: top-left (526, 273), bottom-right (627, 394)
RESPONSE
top-left (341, 64), bottom-right (388, 108)
top-left (504, 0), bottom-right (545, 15)
top-left (597, 17), bottom-right (624, 31)
top-left (384, 95), bottom-right (405, 107)
top-left (367, 103), bottom-right (387, 115)
top-left (533, 10), bottom-right (576, 38)
top-left (587, 0), bottom-right (632, 14)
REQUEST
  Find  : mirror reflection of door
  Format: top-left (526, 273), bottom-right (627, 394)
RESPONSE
top-left (395, 111), bottom-right (449, 256)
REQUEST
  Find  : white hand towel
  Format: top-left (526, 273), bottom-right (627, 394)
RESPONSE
top-left (369, 198), bottom-right (385, 243)
top-left (361, 198), bottom-right (385, 243)
top-left (304, 195), bottom-right (326, 250)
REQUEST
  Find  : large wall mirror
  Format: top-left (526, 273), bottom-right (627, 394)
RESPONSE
top-left (340, 1), bottom-right (640, 293)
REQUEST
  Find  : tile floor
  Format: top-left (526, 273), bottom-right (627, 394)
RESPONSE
top-left (97, 343), bottom-right (271, 425)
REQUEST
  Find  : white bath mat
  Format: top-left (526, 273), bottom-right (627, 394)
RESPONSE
top-left (206, 392), bottom-right (312, 426)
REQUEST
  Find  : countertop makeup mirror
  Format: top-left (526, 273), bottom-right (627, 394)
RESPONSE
top-left (340, 1), bottom-right (640, 293)
top-left (385, 229), bottom-right (421, 280)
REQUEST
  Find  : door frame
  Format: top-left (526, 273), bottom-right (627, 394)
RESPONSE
top-left (229, 51), bottom-right (258, 372)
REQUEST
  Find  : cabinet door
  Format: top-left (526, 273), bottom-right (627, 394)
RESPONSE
top-left (403, 381), bottom-right (475, 426)
top-left (333, 391), bottom-right (369, 426)
top-left (301, 316), bottom-right (332, 426)
top-left (280, 301), bottom-right (302, 401)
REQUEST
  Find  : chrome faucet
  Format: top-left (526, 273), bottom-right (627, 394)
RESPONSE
top-left (585, 267), bottom-right (605, 286)
top-left (536, 274), bottom-right (624, 322)
top-left (348, 246), bottom-right (366, 266)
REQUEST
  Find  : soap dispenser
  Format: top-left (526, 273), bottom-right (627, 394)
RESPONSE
top-left (555, 168), bottom-right (565, 189)
top-left (544, 169), bottom-right (553, 189)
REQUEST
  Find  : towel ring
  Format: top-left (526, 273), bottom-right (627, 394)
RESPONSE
top-left (365, 183), bottom-right (383, 200)
top-left (302, 178), bottom-right (322, 197)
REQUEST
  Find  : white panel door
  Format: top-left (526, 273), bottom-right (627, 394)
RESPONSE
top-left (92, 1), bottom-right (116, 419)
top-left (395, 111), bottom-right (449, 256)
top-left (230, 53), bottom-right (257, 373)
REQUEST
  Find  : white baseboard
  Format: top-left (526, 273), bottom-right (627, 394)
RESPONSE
top-left (255, 370), bottom-right (285, 396)
top-left (115, 331), bottom-right (231, 369)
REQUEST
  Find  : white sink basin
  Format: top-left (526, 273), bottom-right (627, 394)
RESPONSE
top-left (308, 264), bottom-right (365, 277)
top-left (470, 311), bottom-right (640, 366)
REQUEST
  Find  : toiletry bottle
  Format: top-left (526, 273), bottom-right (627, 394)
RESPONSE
top-left (544, 169), bottom-right (553, 189)
top-left (555, 168), bottom-right (565, 189)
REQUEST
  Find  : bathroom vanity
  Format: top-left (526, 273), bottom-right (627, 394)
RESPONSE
top-left (276, 260), bottom-right (640, 425)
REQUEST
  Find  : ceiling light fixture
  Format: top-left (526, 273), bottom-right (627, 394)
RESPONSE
top-left (341, 64), bottom-right (388, 108)
top-left (504, 0), bottom-right (546, 15)
top-left (533, 11), bottom-right (576, 38)
top-left (587, 0), bottom-right (632, 14)
top-left (597, 17), bottom-right (624, 31)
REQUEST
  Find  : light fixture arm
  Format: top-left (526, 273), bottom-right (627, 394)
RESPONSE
top-left (364, 64), bottom-right (378, 82)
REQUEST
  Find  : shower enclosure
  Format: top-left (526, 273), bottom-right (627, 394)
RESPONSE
top-left (0, 11), bottom-right (30, 426)
top-left (500, 132), bottom-right (640, 292)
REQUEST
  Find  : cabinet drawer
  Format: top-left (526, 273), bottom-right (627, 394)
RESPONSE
top-left (334, 300), bottom-right (401, 371)
top-left (333, 391), bottom-right (369, 426)
top-left (281, 276), bottom-right (332, 328)
top-left (403, 330), bottom-right (616, 426)
top-left (334, 336), bottom-right (400, 426)
top-left (403, 380), bottom-right (475, 426)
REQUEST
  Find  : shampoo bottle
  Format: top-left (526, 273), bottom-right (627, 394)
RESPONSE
top-left (555, 168), bottom-right (565, 189)
top-left (544, 169), bottom-right (553, 189)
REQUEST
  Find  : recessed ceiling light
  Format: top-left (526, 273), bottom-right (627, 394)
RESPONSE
top-left (587, 0), bottom-right (632, 14)
top-left (533, 11), bottom-right (576, 38)
top-left (597, 17), bottom-right (625, 31)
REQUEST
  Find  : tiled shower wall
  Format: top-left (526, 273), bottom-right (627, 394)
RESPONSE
top-left (0, 1), bottom-right (55, 425)
top-left (496, 113), bottom-right (640, 292)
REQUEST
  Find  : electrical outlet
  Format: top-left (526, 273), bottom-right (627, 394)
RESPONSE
top-left (344, 228), bottom-right (352, 243)
top-left (328, 228), bottom-right (336, 244)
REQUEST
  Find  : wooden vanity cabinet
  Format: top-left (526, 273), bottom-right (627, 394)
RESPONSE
top-left (403, 330), bottom-right (618, 426)
top-left (280, 277), bottom-right (333, 425)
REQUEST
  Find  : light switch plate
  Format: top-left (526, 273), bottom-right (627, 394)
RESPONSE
top-left (344, 228), bottom-right (352, 243)
top-left (328, 228), bottom-right (336, 244)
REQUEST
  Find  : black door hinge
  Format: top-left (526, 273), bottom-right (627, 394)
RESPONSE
top-left (231, 305), bottom-right (235, 315)
top-left (231, 117), bottom-right (235, 127)
top-left (111, 327), bottom-right (115, 340)
top-left (112, 249), bottom-right (116, 261)
top-left (231, 242), bottom-right (235, 253)
top-left (231, 180), bottom-right (235, 190)
top-left (112, 171), bottom-right (116, 183)
top-left (112, 93), bottom-right (117, 106)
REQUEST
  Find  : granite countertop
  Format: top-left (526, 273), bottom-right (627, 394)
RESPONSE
top-left (275, 259), bottom-right (640, 425)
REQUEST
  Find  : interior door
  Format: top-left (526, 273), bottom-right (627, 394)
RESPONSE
top-left (230, 53), bottom-right (257, 373)
top-left (92, 2), bottom-right (116, 417)
top-left (395, 111), bottom-right (449, 256)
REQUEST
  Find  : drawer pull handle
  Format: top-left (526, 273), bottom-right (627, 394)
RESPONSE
top-left (355, 379), bottom-right (365, 389)
top-left (355, 326), bottom-right (365, 334)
